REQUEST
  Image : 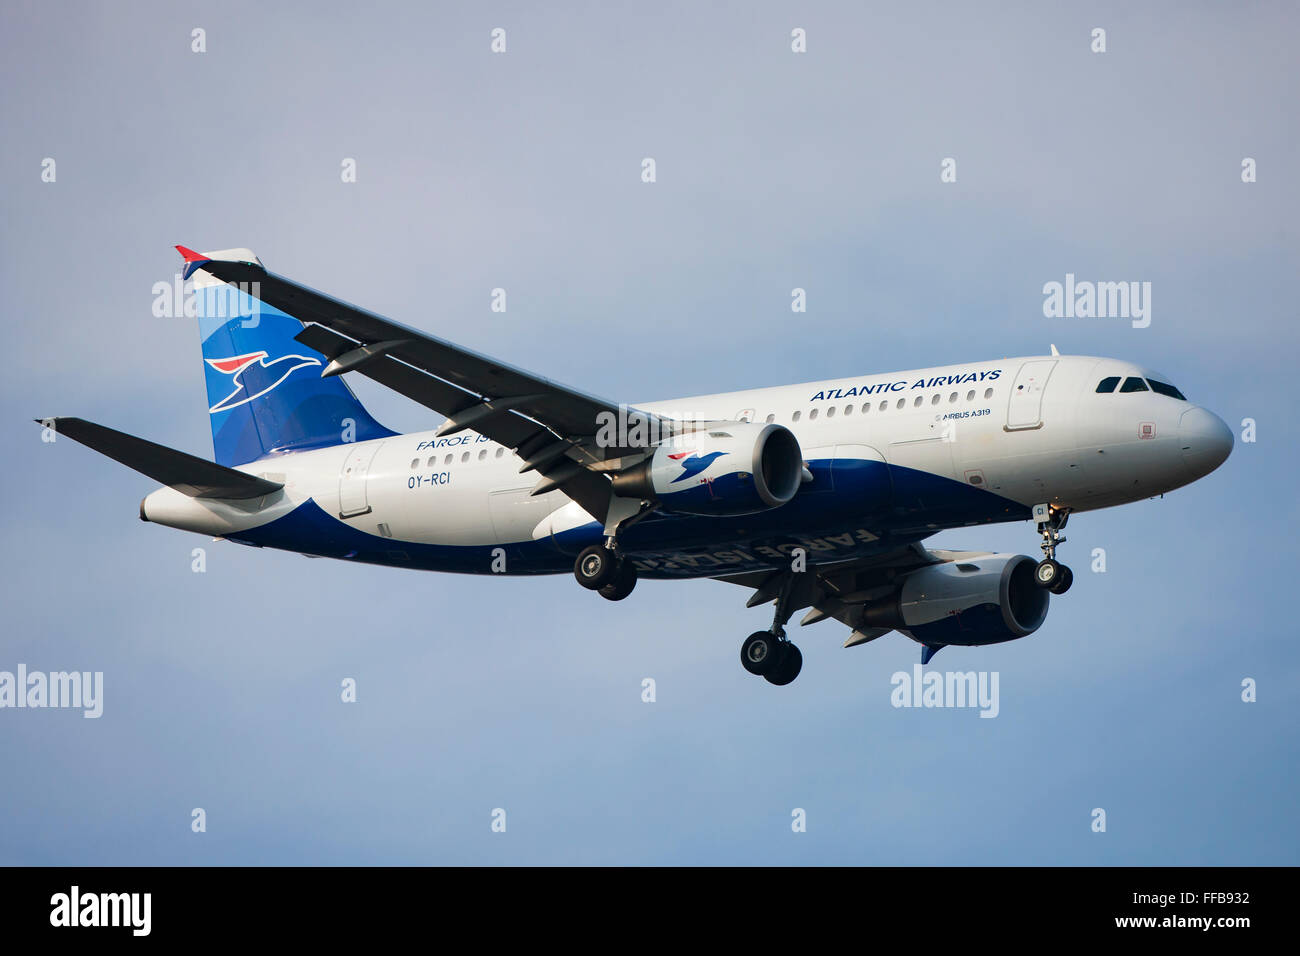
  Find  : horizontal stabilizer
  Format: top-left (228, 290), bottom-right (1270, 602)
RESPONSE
top-left (36, 418), bottom-right (283, 500)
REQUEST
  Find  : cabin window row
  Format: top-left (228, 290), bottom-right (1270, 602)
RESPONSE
top-left (764, 387), bottom-right (997, 424)
top-left (411, 384), bottom-right (1006, 468)
top-left (410, 447), bottom-right (508, 469)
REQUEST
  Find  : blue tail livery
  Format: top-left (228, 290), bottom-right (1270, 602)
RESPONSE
top-left (185, 247), bottom-right (394, 466)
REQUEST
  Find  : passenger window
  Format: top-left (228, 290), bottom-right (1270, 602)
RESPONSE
top-left (478, 449), bottom-right (487, 460)
top-left (444, 454), bottom-right (452, 465)
top-left (1095, 376), bottom-right (1120, 393)
top-left (1119, 377), bottom-right (1149, 393)
top-left (1147, 379), bottom-right (1186, 400)
top-left (792, 411), bottom-right (801, 422)
top-left (461, 452), bottom-right (470, 462)
top-left (826, 407), bottom-right (835, 418)
top-left (843, 405), bottom-right (852, 416)
top-left (427, 457), bottom-right (436, 467)
top-left (949, 392), bottom-right (958, 403)
top-left (895, 398), bottom-right (905, 409)
top-left (495, 448), bottom-right (505, 458)
top-left (809, 409), bottom-right (819, 420)
top-left (861, 403), bottom-right (870, 413)
top-left (913, 396), bottom-right (923, 407)
top-left (983, 388), bottom-right (993, 399)
top-left (966, 390), bottom-right (975, 400)
top-left (765, 413), bottom-right (775, 423)
top-left (410, 459), bottom-right (419, 469)
top-left (931, 394), bottom-right (940, 405)
top-left (879, 401), bottom-right (888, 412)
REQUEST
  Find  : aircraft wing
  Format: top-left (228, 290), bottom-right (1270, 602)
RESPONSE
top-left (184, 249), bottom-right (686, 523)
top-left (713, 544), bottom-right (996, 647)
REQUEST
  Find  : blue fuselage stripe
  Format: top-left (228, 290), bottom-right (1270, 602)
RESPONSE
top-left (228, 460), bottom-right (1029, 578)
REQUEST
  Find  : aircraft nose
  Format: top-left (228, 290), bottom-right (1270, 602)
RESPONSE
top-left (1179, 406), bottom-right (1232, 478)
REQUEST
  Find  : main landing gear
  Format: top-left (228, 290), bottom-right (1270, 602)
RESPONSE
top-left (741, 631), bottom-right (803, 686)
top-left (573, 543), bottom-right (638, 601)
top-left (1032, 503), bottom-right (1073, 595)
top-left (573, 498), bottom-right (655, 602)
top-left (739, 568), bottom-right (811, 686)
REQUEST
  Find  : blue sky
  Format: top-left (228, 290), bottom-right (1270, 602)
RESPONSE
top-left (1, 1), bottom-right (1296, 864)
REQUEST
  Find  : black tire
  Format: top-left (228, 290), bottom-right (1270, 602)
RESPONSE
top-left (1034, 558), bottom-right (1061, 589)
top-left (574, 545), bottom-right (618, 590)
top-left (741, 631), bottom-right (780, 675)
top-left (764, 643), bottom-right (803, 686)
top-left (1049, 565), bottom-right (1073, 595)
top-left (599, 559), bottom-right (638, 601)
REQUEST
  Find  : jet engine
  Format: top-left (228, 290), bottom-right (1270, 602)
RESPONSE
top-left (611, 422), bottom-right (803, 516)
top-left (860, 553), bottom-right (1050, 646)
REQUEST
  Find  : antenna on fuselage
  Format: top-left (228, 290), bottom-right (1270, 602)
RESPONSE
top-left (1050, 344), bottom-right (1060, 357)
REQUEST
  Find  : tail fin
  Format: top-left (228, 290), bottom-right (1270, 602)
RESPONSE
top-left (181, 247), bottom-right (395, 466)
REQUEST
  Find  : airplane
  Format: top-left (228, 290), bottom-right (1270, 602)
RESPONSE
top-left (38, 246), bottom-right (1234, 686)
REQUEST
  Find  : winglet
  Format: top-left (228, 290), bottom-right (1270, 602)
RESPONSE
top-left (175, 244), bottom-right (211, 280)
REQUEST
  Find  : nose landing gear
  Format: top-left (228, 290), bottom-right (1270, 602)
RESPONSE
top-left (1032, 503), bottom-right (1073, 594)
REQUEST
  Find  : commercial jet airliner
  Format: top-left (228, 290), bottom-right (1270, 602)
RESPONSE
top-left (41, 247), bottom-right (1233, 686)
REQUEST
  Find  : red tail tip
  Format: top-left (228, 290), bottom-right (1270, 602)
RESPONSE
top-left (175, 245), bottom-right (207, 263)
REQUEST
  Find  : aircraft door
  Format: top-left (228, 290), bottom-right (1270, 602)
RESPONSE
top-left (338, 441), bottom-right (384, 518)
top-left (1006, 360), bottom-right (1058, 430)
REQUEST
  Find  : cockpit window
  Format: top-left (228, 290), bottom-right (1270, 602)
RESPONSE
top-left (1119, 377), bottom-right (1149, 393)
top-left (1147, 379), bottom-right (1186, 400)
top-left (1095, 376), bottom-right (1120, 393)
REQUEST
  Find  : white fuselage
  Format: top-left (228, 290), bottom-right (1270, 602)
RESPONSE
top-left (140, 354), bottom-right (1231, 576)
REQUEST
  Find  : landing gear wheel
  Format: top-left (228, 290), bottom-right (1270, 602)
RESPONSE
top-left (1048, 565), bottom-right (1073, 595)
top-left (764, 642), bottom-right (803, 686)
top-left (741, 631), bottom-right (781, 676)
top-left (1034, 558), bottom-right (1063, 589)
top-left (1033, 504), bottom-right (1071, 587)
top-left (599, 559), bottom-right (638, 601)
top-left (574, 545), bottom-right (618, 590)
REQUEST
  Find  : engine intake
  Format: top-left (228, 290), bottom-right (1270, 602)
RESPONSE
top-left (611, 422), bottom-right (803, 516)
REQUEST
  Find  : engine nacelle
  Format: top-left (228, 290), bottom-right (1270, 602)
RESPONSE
top-left (611, 422), bottom-right (803, 516)
top-left (861, 554), bottom-right (1049, 646)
